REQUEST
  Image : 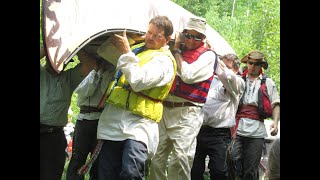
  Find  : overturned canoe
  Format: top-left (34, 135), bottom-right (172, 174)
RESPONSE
top-left (42, 0), bottom-right (235, 73)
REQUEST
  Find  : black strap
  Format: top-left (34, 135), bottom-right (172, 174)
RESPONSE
top-left (239, 74), bottom-right (267, 105)
top-left (132, 45), bottom-right (145, 55)
top-left (260, 74), bottom-right (267, 85)
top-left (213, 51), bottom-right (218, 74)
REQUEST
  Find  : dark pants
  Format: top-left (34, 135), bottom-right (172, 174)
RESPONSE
top-left (191, 126), bottom-right (231, 180)
top-left (230, 135), bottom-right (264, 180)
top-left (66, 119), bottom-right (99, 180)
top-left (40, 125), bottom-right (67, 180)
top-left (98, 139), bottom-right (148, 180)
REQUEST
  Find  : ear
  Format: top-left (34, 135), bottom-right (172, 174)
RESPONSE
top-left (165, 36), bottom-right (171, 43)
top-left (262, 62), bottom-right (268, 69)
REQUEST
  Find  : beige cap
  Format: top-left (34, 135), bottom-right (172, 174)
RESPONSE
top-left (241, 50), bottom-right (268, 69)
top-left (184, 16), bottom-right (207, 37)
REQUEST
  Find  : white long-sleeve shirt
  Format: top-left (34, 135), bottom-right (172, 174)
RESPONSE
top-left (75, 61), bottom-right (115, 120)
top-left (202, 60), bottom-right (245, 128)
top-left (97, 47), bottom-right (175, 158)
top-left (237, 74), bottom-right (280, 138)
top-left (165, 50), bottom-right (216, 106)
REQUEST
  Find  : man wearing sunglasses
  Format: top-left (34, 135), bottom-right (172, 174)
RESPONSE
top-left (230, 50), bottom-right (280, 180)
top-left (149, 16), bottom-right (217, 180)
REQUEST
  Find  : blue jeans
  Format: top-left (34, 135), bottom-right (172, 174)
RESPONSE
top-left (230, 135), bottom-right (264, 180)
top-left (98, 139), bottom-right (148, 180)
top-left (191, 126), bottom-right (231, 180)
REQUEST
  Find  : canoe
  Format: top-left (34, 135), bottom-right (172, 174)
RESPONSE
top-left (42, 0), bottom-right (235, 73)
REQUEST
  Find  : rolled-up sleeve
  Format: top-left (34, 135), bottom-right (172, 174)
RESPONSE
top-left (179, 51), bottom-right (216, 84)
top-left (266, 79), bottom-right (280, 107)
top-left (216, 65), bottom-right (245, 98)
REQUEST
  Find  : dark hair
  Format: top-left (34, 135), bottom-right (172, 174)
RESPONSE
top-left (149, 15), bottom-right (173, 38)
top-left (268, 138), bottom-right (280, 180)
top-left (221, 53), bottom-right (240, 70)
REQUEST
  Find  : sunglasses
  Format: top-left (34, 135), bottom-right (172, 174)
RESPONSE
top-left (184, 33), bottom-right (203, 41)
top-left (247, 61), bottom-right (262, 66)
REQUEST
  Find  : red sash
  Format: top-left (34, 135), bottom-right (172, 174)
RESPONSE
top-left (230, 105), bottom-right (263, 139)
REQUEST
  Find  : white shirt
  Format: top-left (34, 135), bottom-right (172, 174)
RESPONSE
top-left (237, 74), bottom-right (280, 138)
top-left (75, 61), bottom-right (115, 120)
top-left (202, 61), bottom-right (245, 128)
top-left (97, 47), bottom-right (175, 158)
top-left (165, 50), bottom-right (216, 106)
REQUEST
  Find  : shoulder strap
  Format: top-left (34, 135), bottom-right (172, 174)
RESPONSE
top-left (211, 50), bottom-right (218, 74)
top-left (242, 75), bottom-right (246, 82)
top-left (260, 74), bottom-right (267, 85)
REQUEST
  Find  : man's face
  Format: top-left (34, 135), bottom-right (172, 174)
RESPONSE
top-left (145, 23), bottom-right (168, 50)
top-left (247, 58), bottom-right (262, 76)
top-left (182, 30), bottom-right (204, 50)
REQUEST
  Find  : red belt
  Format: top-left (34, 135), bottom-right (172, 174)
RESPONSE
top-left (163, 101), bottom-right (198, 108)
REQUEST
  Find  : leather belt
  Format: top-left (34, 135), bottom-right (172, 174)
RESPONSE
top-left (80, 106), bottom-right (103, 113)
top-left (163, 101), bottom-right (198, 108)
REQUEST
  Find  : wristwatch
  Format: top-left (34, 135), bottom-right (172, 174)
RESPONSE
top-left (173, 49), bottom-right (182, 54)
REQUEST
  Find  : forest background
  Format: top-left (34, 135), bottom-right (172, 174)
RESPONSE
top-left (40, 0), bottom-right (280, 124)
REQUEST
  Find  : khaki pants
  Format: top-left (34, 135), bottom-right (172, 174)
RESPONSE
top-left (149, 106), bottom-right (203, 180)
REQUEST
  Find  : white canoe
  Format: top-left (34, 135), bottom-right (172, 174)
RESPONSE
top-left (42, 0), bottom-right (235, 73)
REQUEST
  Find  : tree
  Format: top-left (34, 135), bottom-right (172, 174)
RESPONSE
top-left (173, 0), bottom-right (280, 92)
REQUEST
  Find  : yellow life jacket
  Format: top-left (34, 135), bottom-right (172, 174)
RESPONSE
top-left (105, 42), bottom-right (177, 122)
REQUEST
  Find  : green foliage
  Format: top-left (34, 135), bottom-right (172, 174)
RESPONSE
top-left (173, 0), bottom-right (280, 93)
top-left (40, 0), bottom-right (43, 45)
top-left (172, 0), bottom-right (213, 16)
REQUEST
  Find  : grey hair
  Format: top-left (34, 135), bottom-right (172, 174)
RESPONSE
top-left (221, 53), bottom-right (240, 70)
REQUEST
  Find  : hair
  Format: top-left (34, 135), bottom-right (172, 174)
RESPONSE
top-left (268, 138), bottom-right (280, 180)
top-left (149, 15), bottom-right (173, 38)
top-left (221, 53), bottom-right (240, 70)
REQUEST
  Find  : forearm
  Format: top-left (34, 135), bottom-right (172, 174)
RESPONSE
top-left (173, 52), bottom-right (182, 73)
top-left (179, 51), bottom-right (215, 83)
top-left (272, 104), bottom-right (280, 123)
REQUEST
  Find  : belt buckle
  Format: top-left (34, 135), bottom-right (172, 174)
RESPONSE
top-left (181, 102), bottom-right (184, 107)
top-left (48, 127), bottom-right (54, 133)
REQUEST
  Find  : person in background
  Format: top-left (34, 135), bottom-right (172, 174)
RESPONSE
top-left (191, 54), bottom-right (245, 180)
top-left (40, 46), bottom-right (96, 180)
top-left (267, 138), bottom-right (280, 180)
top-left (96, 15), bottom-right (177, 180)
top-left (149, 16), bottom-right (217, 180)
top-left (230, 50), bottom-right (280, 180)
top-left (66, 55), bottom-right (115, 180)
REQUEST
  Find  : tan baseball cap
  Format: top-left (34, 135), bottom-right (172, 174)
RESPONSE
top-left (184, 16), bottom-right (207, 37)
top-left (241, 50), bottom-right (268, 69)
